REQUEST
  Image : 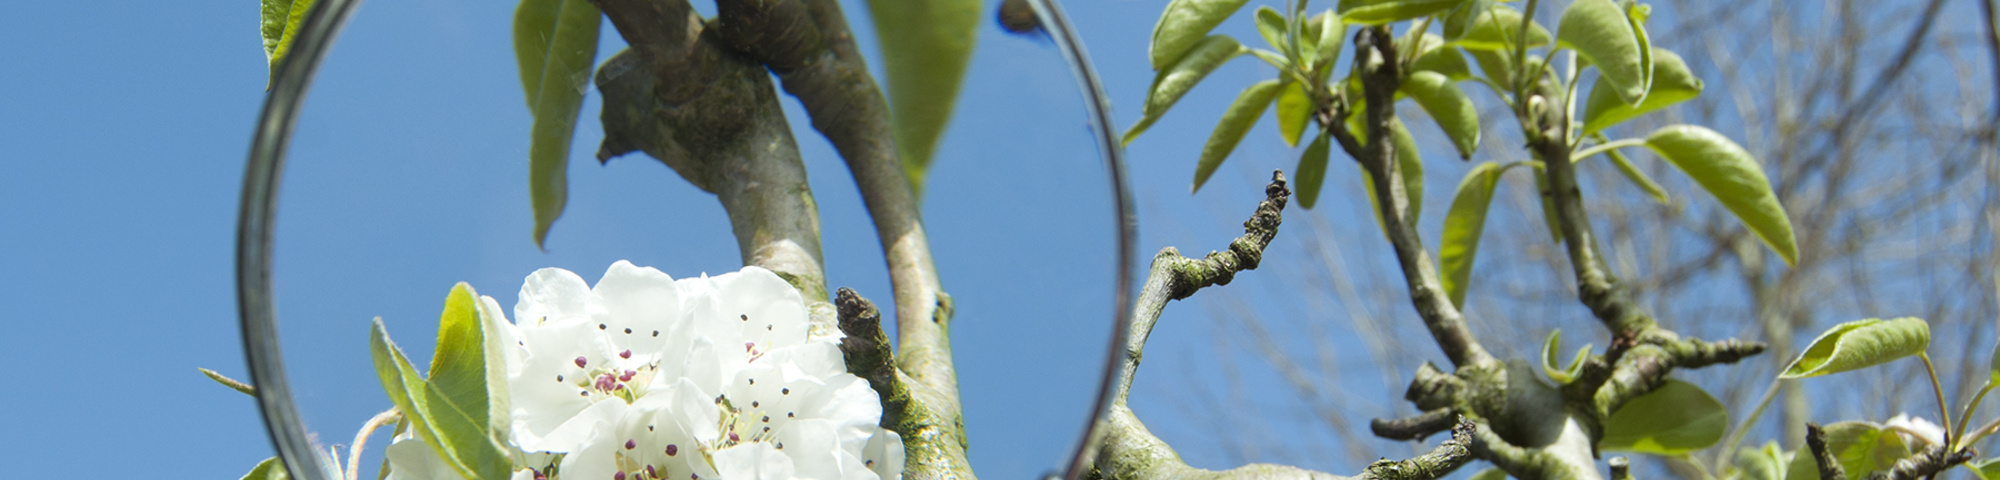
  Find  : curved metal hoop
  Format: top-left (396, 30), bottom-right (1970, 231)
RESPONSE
top-left (235, 1), bottom-right (1131, 479)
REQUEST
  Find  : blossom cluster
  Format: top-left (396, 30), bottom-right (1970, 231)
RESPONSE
top-left (384, 261), bottom-right (903, 480)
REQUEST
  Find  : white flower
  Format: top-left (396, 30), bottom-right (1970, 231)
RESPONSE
top-left (379, 430), bottom-right (541, 480)
top-left (1886, 413), bottom-right (1945, 446)
top-left (502, 261), bottom-right (905, 480)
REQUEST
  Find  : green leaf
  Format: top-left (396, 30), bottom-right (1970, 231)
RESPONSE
top-left (1645, 125), bottom-right (1798, 265)
top-left (1399, 71), bottom-right (1480, 159)
top-left (1582, 48), bottom-right (1703, 135)
top-left (1196, 79), bottom-right (1284, 193)
top-left (1783, 422), bottom-right (1916, 480)
top-left (472, 291), bottom-right (515, 435)
top-left (1600, 379), bottom-right (1728, 454)
top-left (1410, 38), bottom-right (1475, 82)
top-left (1539, 329), bottom-right (1592, 384)
top-left (1255, 6), bottom-right (1288, 51)
top-left (1781, 317), bottom-right (1931, 379)
top-left (1440, 0), bottom-right (1495, 42)
top-left (425, 284), bottom-right (491, 441)
top-left (370, 319), bottom-right (512, 480)
top-left (1967, 458), bottom-right (2000, 480)
top-left (1603, 146), bottom-right (1670, 204)
top-left (1276, 83), bottom-right (1313, 147)
top-left (199, 367), bottom-right (257, 397)
top-left (514, 0), bottom-right (601, 248)
top-left (260, 0), bottom-right (317, 88)
top-left (1125, 35), bottom-right (1247, 145)
top-left (864, 0), bottom-right (981, 196)
top-left (1531, 162), bottom-right (1563, 243)
top-left (1306, 11), bottom-right (1346, 77)
top-left (1557, 0), bottom-right (1650, 105)
top-left (371, 318), bottom-right (460, 479)
top-left (1732, 441), bottom-right (1789, 480)
top-left (240, 457), bottom-right (290, 480)
top-left (1150, 0), bottom-right (1253, 71)
top-left (1339, 0), bottom-right (1467, 25)
top-left (1455, 5), bottom-right (1550, 51)
top-left (1296, 130), bottom-right (1333, 209)
top-left (1440, 161), bottom-right (1509, 307)
top-left (1467, 49), bottom-right (1544, 94)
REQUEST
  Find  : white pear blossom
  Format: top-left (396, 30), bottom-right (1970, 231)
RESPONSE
top-left (499, 261), bottom-right (904, 480)
top-left (1885, 413), bottom-right (1945, 446)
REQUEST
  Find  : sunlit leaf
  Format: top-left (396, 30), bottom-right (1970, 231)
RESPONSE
top-left (1440, 161), bottom-right (1513, 307)
top-left (1195, 79), bottom-right (1284, 192)
top-left (1276, 83), bottom-right (1313, 147)
top-left (1582, 48), bottom-right (1701, 135)
top-left (1408, 34), bottom-right (1474, 81)
top-left (1600, 379), bottom-right (1728, 454)
top-left (1399, 71), bottom-right (1480, 159)
top-left (1540, 329), bottom-right (1591, 384)
top-left (1646, 125), bottom-right (1798, 265)
top-left (426, 284), bottom-right (491, 440)
top-left (371, 319), bottom-right (461, 479)
top-left (514, 0), bottom-right (601, 248)
top-left (1967, 458), bottom-right (2000, 480)
top-left (1150, 0), bottom-right (1252, 71)
top-left (1305, 10), bottom-right (1345, 77)
top-left (1783, 422), bottom-right (1916, 480)
top-left (1602, 146), bottom-right (1670, 204)
top-left (1255, 6), bottom-right (1288, 51)
top-left (1733, 441), bottom-right (1788, 480)
top-left (1440, 0), bottom-right (1495, 42)
top-left (1296, 130), bottom-right (1332, 209)
top-left (1339, 0), bottom-right (1467, 25)
top-left (1455, 5), bottom-right (1550, 51)
top-left (1557, 0), bottom-right (1649, 105)
top-left (371, 318), bottom-right (512, 480)
top-left (240, 457), bottom-right (290, 480)
top-left (260, 0), bottom-right (318, 88)
top-left (1781, 317), bottom-right (1930, 379)
top-left (865, 0), bottom-right (981, 195)
top-left (1125, 35), bottom-right (1248, 145)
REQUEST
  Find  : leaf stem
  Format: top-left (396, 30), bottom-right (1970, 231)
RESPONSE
top-left (1512, 0), bottom-right (1539, 104)
top-left (1923, 353), bottom-right (1955, 448)
top-left (1714, 379), bottom-right (1783, 476)
top-left (1956, 382), bottom-right (1995, 450)
top-left (348, 408), bottom-right (402, 480)
top-left (1570, 138), bottom-right (1650, 163)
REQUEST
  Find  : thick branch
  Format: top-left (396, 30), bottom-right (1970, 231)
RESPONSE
top-left (1090, 406), bottom-right (1474, 480)
top-left (835, 288), bottom-right (967, 480)
top-left (1868, 445), bottom-right (1971, 480)
top-left (711, 2), bottom-right (960, 459)
top-left (1372, 409), bottom-right (1459, 441)
top-left (589, 0), bottom-right (827, 302)
top-left (1806, 423), bottom-right (1847, 480)
top-left (1336, 26), bottom-right (1493, 369)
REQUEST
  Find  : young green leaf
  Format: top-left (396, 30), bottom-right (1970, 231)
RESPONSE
top-left (1990, 333), bottom-right (2000, 384)
top-left (1781, 317), bottom-right (1930, 379)
top-left (424, 284), bottom-right (491, 440)
top-left (1307, 11), bottom-right (1346, 78)
top-left (1968, 458), bottom-right (2000, 480)
top-left (865, 0), bottom-right (981, 196)
top-left (515, 0), bottom-right (601, 248)
top-left (1338, 0), bottom-right (1466, 25)
top-left (1599, 379), bottom-right (1729, 454)
top-left (1408, 34), bottom-right (1475, 81)
top-left (1733, 441), bottom-right (1789, 480)
top-left (1399, 71), bottom-right (1480, 159)
top-left (1276, 83), bottom-right (1313, 147)
top-left (370, 318), bottom-right (513, 480)
top-left (1557, 0), bottom-right (1650, 105)
top-left (1254, 6), bottom-right (1288, 52)
top-left (1296, 131), bottom-right (1333, 209)
top-left (1125, 35), bottom-right (1248, 145)
top-left (260, 0), bottom-right (318, 88)
top-left (199, 367), bottom-right (257, 397)
top-left (1582, 48), bottom-right (1703, 135)
top-left (1440, 161), bottom-right (1508, 307)
top-left (1150, 0), bottom-right (1253, 71)
top-left (1196, 79), bottom-right (1285, 192)
top-left (1539, 329), bottom-right (1592, 384)
top-left (1646, 125), bottom-right (1798, 265)
top-left (472, 293), bottom-right (515, 435)
top-left (1454, 5), bottom-right (1550, 51)
top-left (1781, 422), bottom-right (1914, 480)
top-left (239, 457), bottom-right (290, 480)
top-left (371, 318), bottom-right (463, 480)
top-left (1440, 0), bottom-right (1496, 42)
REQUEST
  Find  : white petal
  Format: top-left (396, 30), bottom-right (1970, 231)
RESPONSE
top-left (714, 267), bottom-right (811, 352)
top-left (766, 342), bottom-right (847, 383)
top-left (715, 443), bottom-right (798, 480)
top-left (801, 374), bottom-right (884, 451)
top-left (509, 470), bottom-right (537, 480)
top-left (775, 419), bottom-right (845, 480)
top-left (670, 377), bottom-right (721, 442)
top-left (592, 261), bottom-right (684, 364)
top-left (864, 429), bottom-right (904, 480)
top-left (516, 267), bottom-right (591, 327)
top-left (383, 432), bottom-right (466, 480)
top-left (525, 397), bottom-right (626, 453)
top-left (508, 322), bottom-right (604, 446)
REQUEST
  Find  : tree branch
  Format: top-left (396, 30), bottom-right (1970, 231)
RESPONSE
top-left (1867, 445), bottom-right (1972, 480)
top-left (589, 0), bottom-right (828, 302)
top-left (1090, 405), bottom-right (1475, 480)
top-left (1806, 423), bottom-right (1848, 480)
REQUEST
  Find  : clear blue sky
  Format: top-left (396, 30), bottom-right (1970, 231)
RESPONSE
top-left (0, 1), bottom-right (1359, 479)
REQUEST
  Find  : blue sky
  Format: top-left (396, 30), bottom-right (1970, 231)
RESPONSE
top-left (0, 1), bottom-right (1346, 479)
